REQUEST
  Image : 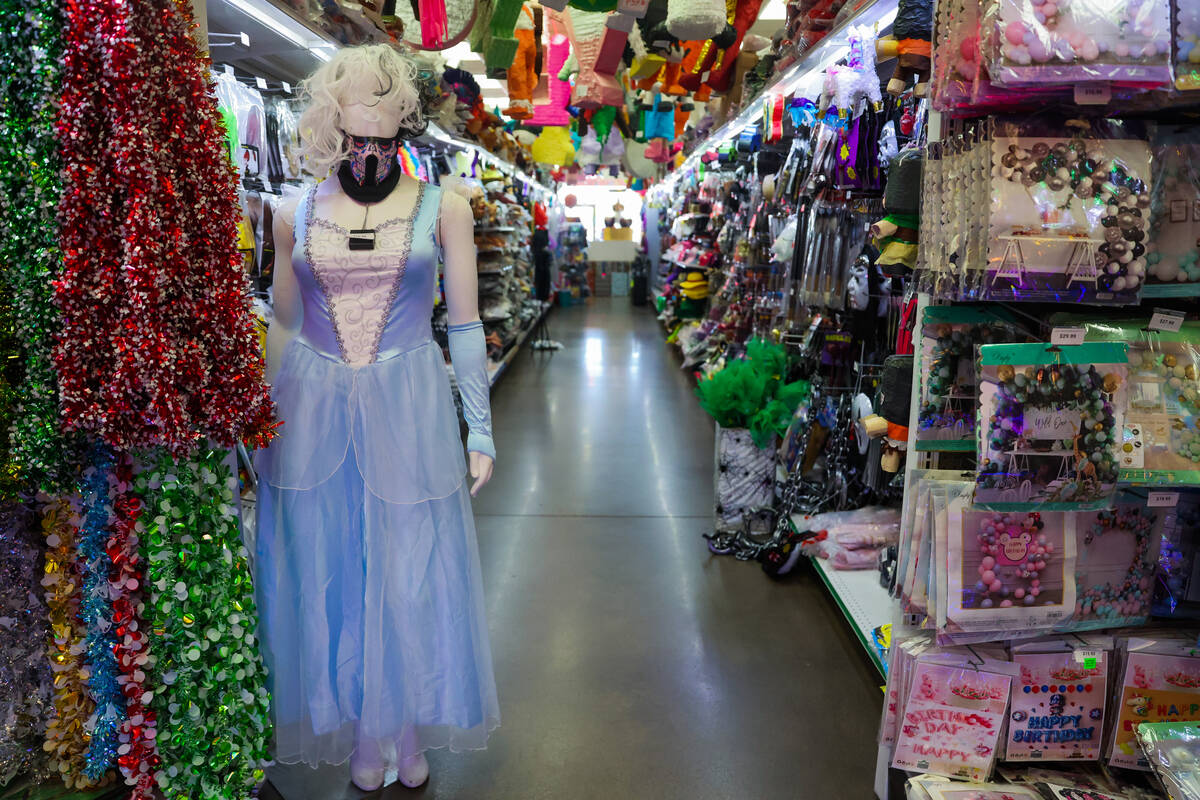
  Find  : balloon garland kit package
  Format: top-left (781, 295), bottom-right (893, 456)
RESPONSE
top-left (974, 342), bottom-right (1129, 512)
top-left (1107, 636), bottom-right (1200, 770)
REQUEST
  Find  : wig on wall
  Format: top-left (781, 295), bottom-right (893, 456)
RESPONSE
top-left (298, 45), bottom-right (427, 177)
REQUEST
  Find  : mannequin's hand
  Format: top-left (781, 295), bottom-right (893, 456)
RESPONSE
top-left (469, 452), bottom-right (494, 496)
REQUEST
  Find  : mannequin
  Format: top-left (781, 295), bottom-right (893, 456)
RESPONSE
top-left (256, 45), bottom-right (500, 793)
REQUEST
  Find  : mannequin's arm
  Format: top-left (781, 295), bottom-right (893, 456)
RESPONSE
top-left (441, 189), bottom-right (495, 495)
top-left (265, 200), bottom-right (302, 384)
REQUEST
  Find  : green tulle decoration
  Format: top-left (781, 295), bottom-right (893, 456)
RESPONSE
top-left (696, 338), bottom-right (810, 448)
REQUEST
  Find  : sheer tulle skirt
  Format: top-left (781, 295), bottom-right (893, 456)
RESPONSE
top-left (254, 339), bottom-right (500, 767)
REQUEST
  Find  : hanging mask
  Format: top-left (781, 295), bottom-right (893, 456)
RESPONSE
top-left (345, 133), bottom-right (399, 185)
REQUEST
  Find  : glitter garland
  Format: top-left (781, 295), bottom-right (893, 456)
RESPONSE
top-left (76, 445), bottom-right (126, 780)
top-left (0, 0), bottom-right (76, 493)
top-left (55, 0), bottom-right (275, 456)
top-left (40, 496), bottom-right (107, 790)
top-left (139, 449), bottom-right (271, 800)
top-left (0, 503), bottom-right (52, 783)
top-left (108, 453), bottom-right (161, 798)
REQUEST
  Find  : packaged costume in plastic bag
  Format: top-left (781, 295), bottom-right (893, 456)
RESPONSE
top-left (1107, 636), bottom-right (1200, 770)
top-left (1005, 636), bottom-right (1112, 761)
top-left (985, 118), bottom-right (1152, 305)
top-left (974, 342), bottom-right (1128, 511)
top-left (916, 306), bottom-right (1021, 451)
top-left (985, 0), bottom-right (1173, 88)
top-left (1135, 720), bottom-right (1200, 800)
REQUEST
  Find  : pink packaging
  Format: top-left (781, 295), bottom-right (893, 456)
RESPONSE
top-left (1005, 651), bottom-right (1108, 760)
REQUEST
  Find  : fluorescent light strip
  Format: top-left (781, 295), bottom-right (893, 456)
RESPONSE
top-left (224, 0), bottom-right (333, 52)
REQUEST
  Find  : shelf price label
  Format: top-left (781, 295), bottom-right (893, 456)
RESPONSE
top-left (1050, 327), bottom-right (1086, 346)
top-left (1148, 308), bottom-right (1185, 333)
top-left (1148, 491), bottom-right (1179, 508)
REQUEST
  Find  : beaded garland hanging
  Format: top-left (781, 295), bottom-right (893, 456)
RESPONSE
top-left (1074, 506), bottom-right (1157, 623)
top-left (979, 362), bottom-right (1122, 504)
top-left (966, 511), bottom-right (1056, 609)
top-left (997, 135), bottom-right (1150, 294)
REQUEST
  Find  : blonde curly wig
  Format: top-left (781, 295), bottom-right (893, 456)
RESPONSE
top-left (298, 44), bottom-right (426, 177)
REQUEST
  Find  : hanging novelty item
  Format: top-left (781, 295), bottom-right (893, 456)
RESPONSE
top-left (563, 7), bottom-right (624, 107)
top-left (504, 3), bottom-right (538, 119)
top-left (392, 0), bottom-right (477, 50)
top-left (876, 0), bottom-right (933, 96)
top-left (872, 147), bottom-right (923, 275)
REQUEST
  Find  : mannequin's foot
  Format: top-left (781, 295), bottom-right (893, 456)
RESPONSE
top-left (350, 750), bottom-right (385, 792)
top-left (397, 752), bottom-right (429, 788)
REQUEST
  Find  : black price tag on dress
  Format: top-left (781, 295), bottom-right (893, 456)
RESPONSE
top-left (348, 228), bottom-right (376, 251)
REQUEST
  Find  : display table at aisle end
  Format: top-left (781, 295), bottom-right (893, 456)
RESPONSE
top-left (791, 515), bottom-right (893, 678)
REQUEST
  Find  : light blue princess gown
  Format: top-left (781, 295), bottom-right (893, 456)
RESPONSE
top-left (254, 181), bottom-right (500, 768)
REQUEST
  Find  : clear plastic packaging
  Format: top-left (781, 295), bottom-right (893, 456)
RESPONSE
top-left (1135, 720), bottom-right (1200, 799)
top-left (891, 650), bottom-right (1017, 781)
top-left (1005, 637), bottom-right (1112, 761)
top-left (985, 118), bottom-right (1152, 305)
top-left (1153, 494), bottom-right (1200, 620)
top-left (916, 306), bottom-right (1021, 451)
top-left (984, 0), bottom-right (1173, 88)
top-left (974, 342), bottom-right (1129, 511)
top-left (1147, 126), bottom-right (1200, 291)
top-left (1107, 637), bottom-right (1200, 770)
top-left (1177, 0), bottom-right (1200, 91)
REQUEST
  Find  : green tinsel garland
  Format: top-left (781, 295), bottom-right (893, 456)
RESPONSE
top-left (0, 0), bottom-right (76, 495)
top-left (137, 449), bottom-right (271, 800)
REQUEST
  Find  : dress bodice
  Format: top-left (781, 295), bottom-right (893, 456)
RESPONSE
top-left (293, 181), bottom-right (441, 366)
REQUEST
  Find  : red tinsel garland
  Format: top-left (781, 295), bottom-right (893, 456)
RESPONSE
top-left (55, 0), bottom-right (274, 454)
top-left (107, 455), bottom-right (159, 798)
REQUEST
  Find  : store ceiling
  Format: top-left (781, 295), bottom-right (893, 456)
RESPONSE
top-left (206, 0), bottom-right (332, 84)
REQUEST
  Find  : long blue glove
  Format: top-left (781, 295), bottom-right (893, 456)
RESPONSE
top-left (447, 320), bottom-right (495, 460)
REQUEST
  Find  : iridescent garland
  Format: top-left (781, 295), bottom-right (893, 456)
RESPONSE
top-left (76, 445), bottom-right (125, 780)
top-left (0, 0), bottom-right (75, 493)
top-left (139, 449), bottom-right (271, 800)
top-left (0, 503), bottom-right (51, 783)
top-left (108, 453), bottom-right (161, 798)
top-left (40, 496), bottom-right (106, 790)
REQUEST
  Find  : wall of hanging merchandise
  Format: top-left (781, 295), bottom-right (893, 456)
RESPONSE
top-left (0, 1), bottom-right (276, 798)
top-left (642, 0), bottom-right (1200, 796)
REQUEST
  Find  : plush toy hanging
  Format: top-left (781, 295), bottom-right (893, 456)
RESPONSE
top-left (875, 0), bottom-right (934, 96)
top-left (666, 0), bottom-right (725, 41)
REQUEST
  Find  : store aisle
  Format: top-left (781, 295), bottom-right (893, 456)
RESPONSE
top-left (264, 299), bottom-right (882, 800)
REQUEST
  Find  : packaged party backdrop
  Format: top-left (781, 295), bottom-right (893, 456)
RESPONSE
top-left (986, 119), bottom-right (1152, 305)
top-left (1005, 639), bottom-right (1110, 761)
top-left (1147, 126), bottom-right (1200, 292)
top-left (916, 306), bottom-right (1022, 452)
top-left (1107, 639), bottom-right (1200, 770)
top-left (1059, 319), bottom-right (1200, 484)
top-left (1135, 720), bottom-right (1200, 800)
top-left (892, 659), bottom-right (1014, 781)
top-left (975, 342), bottom-right (1127, 511)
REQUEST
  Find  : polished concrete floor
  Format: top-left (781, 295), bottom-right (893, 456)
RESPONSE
top-left (264, 299), bottom-right (882, 800)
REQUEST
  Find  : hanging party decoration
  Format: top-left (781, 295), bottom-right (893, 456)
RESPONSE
top-left (138, 450), bottom-right (271, 800)
top-left (0, 503), bottom-right (51, 784)
top-left (0, 0), bottom-right (75, 494)
top-left (76, 445), bottom-right (125, 781)
top-left (56, 0), bottom-right (274, 456)
top-left (40, 496), bottom-right (104, 790)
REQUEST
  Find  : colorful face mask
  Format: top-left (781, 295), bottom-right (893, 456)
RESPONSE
top-left (345, 134), bottom-right (399, 185)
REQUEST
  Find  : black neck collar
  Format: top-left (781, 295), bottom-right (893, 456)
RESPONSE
top-left (336, 160), bottom-right (403, 204)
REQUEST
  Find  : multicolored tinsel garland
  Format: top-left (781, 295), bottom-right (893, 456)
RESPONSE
top-left (76, 446), bottom-right (126, 781)
top-left (55, 0), bottom-right (275, 456)
top-left (107, 453), bottom-right (161, 798)
top-left (0, 503), bottom-right (52, 784)
top-left (139, 449), bottom-right (271, 800)
top-left (0, 0), bottom-right (75, 493)
top-left (40, 496), bottom-right (106, 790)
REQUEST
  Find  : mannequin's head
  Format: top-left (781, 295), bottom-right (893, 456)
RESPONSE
top-left (298, 44), bottom-right (426, 178)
